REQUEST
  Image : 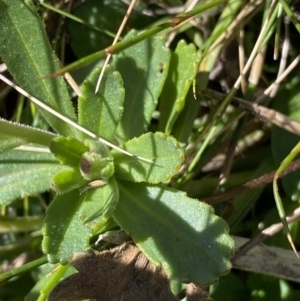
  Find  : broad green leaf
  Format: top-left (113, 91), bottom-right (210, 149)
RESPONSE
top-left (78, 66), bottom-right (124, 141)
top-left (0, 135), bottom-right (30, 154)
top-left (50, 137), bottom-right (89, 167)
top-left (51, 168), bottom-right (87, 193)
top-left (42, 190), bottom-right (90, 264)
top-left (0, 149), bottom-right (66, 206)
top-left (271, 77), bottom-right (300, 202)
top-left (113, 181), bottom-right (234, 285)
top-left (159, 40), bottom-right (200, 134)
top-left (112, 132), bottom-right (184, 183)
top-left (113, 30), bottom-right (170, 142)
top-left (0, 118), bottom-right (56, 153)
top-left (79, 178), bottom-right (119, 234)
top-left (0, 0), bottom-right (80, 138)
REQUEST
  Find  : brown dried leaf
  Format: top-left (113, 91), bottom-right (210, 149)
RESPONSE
top-left (48, 243), bottom-right (178, 301)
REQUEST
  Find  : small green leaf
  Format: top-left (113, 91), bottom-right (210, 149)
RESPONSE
top-left (51, 168), bottom-right (87, 193)
top-left (172, 90), bottom-right (201, 143)
top-left (0, 118), bottom-right (56, 152)
top-left (113, 181), bottom-right (234, 285)
top-left (79, 178), bottom-right (119, 234)
top-left (50, 136), bottom-right (89, 167)
top-left (113, 30), bottom-right (171, 142)
top-left (159, 41), bottom-right (201, 134)
top-left (0, 0), bottom-right (80, 138)
top-left (42, 190), bottom-right (90, 264)
top-left (78, 66), bottom-right (124, 141)
top-left (0, 149), bottom-right (65, 206)
top-left (112, 132), bottom-right (184, 183)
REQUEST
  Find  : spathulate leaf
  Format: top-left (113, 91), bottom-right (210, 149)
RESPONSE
top-left (79, 178), bottom-right (119, 234)
top-left (0, 118), bottom-right (56, 153)
top-left (159, 41), bottom-right (201, 134)
top-left (0, 149), bottom-right (65, 205)
top-left (78, 66), bottom-right (124, 141)
top-left (112, 132), bottom-right (184, 183)
top-left (0, 0), bottom-right (80, 138)
top-left (113, 181), bottom-right (234, 285)
top-left (42, 190), bottom-right (90, 264)
top-left (113, 30), bottom-right (170, 142)
top-left (50, 136), bottom-right (89, 167)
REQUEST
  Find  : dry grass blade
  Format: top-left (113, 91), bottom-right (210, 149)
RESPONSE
top-left (0, 74), bottom-right (152, 163)
top-left (95, 0), bottom-right (139, 93)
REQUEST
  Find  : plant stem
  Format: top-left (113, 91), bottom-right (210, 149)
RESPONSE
top-left (52, 0), bottom-right (226, 76)
top-left (0, 256), bottom-right (48, 284)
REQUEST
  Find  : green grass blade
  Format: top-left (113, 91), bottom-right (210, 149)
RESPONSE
top-left (273, 141), bottom-right (300, 256)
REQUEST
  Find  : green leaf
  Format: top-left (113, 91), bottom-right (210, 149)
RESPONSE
top-left (271, 77), bottom-right (300, 201)
top-left (113, 181), bottom-right (234, 285)
top-left (0, 118), bottom-right (56, 153)
top-left (42, 190), bottom-right (90, 264)
top-left (0, 0), bottom-right (80, 138)
top-left (0, 149), bottom-right (65, 206)
top-left (79, 178), bottom-right (119, 234)
top-left (0, 134), bottom-right (30, 154)
top-left (50, 136), bottom-right (89, 167)
top-left (113, 30), bottom-right (170, 142)
top-left (51, 168), bottom-right (87, 193)
top-left (172, 90), bottom-right (201, 143)
top-left (159, 41), bottom-right (201, 134)
top-left (78, 66), bottom-right (124, 141)
top-left (112, 132), bottom-right (184, 183)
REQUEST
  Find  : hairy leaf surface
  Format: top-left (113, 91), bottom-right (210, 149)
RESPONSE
top-left (78, 66), bottom-right (124, 141)
top-left (0, 149), bottom-right (65, 205)
top-left (112, 132), bottom-right (184, 183)
top-left (42, 190), bottom-right (90, 264)
top-left (113, 181), bottom-right (234, 285)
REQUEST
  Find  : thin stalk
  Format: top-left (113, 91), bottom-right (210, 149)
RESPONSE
top-left (37, 265), bottom-right (69, 301)
top-left (0, 256), bottom-right (48, 283)
top-left (278, 0), bottom-right (300, 33)
top-left (51, 0), bottom-right (226, 76)
top-left (95, 0), bottom-right (139, 93)
top-left (40, 2), bottom-right (116, 37)
top-left (0, 74), bottom-right (152, 163)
